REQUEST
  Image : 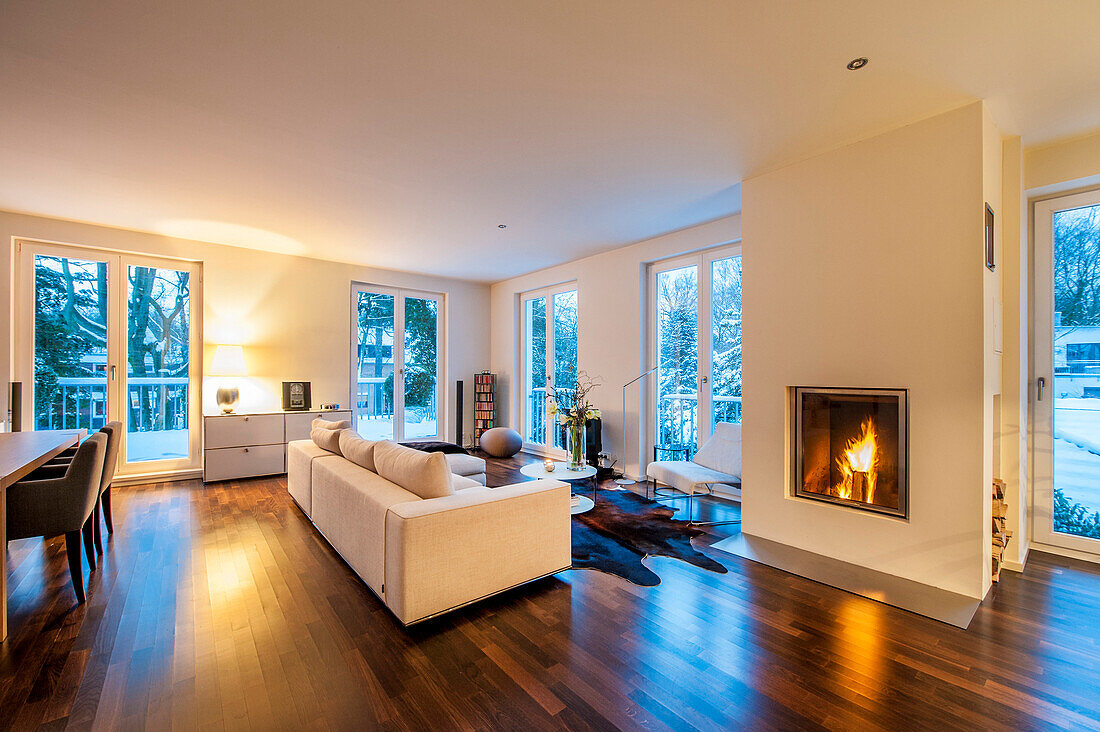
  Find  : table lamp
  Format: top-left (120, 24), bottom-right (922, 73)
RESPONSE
top-left (210, 345), bottom-right (247, 413)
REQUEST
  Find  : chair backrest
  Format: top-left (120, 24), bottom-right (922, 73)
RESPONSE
top-left (98, 421), bottom-right (123, 495)
top-left (67, 432), bottom-right (109, 526)
top-left (692, 422), bottom-right (742, 478)
top-left (8, 432), bottom-right (107, 540)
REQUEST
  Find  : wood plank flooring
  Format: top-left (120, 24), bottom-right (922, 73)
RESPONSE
top-left (2, 452), bottom-right (1099, 730)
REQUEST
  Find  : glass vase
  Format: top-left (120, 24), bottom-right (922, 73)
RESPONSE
top-left (567, 420), bottom-right (586, 471)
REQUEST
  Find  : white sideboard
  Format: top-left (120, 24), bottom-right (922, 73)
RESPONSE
top-left (203, 409), bottom-right (353, 482)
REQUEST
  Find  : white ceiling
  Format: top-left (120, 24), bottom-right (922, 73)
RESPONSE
top-left (3, 1), bottom-right (1100, 281)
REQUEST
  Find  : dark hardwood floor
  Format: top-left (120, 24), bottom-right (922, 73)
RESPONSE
top-left (2, 452), bottom-right (1100, 730)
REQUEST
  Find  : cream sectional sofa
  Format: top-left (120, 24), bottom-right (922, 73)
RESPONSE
top-left (287, 435), bottom-right (571, 625)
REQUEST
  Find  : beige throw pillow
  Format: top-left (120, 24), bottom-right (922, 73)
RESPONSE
top-left (310, 427), bottom-right (344, 455)
top-left (339, 430), bottom-right (377, 472)
top-left (312, 417), bottom-right (351, 431)
top-left (373, 441), bottom-right (453, 499)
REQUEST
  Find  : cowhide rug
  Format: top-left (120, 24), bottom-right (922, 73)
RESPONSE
top-left (571, 489), bottom-right (727, 586)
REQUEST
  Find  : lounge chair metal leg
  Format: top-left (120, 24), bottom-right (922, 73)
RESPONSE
top-left (681, 483), bottom-right (742, 527)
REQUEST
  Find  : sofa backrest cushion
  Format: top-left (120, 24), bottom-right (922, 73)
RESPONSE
top-left (373, 441), bottom-right (453, 499)
top-left (313, 416), bottom-right (351, 431)
top-left (339, 430), bottom-right (377, 472)
top-left (311, 427), bottom-right (345, 455)
top-left (693, 422), bottom-right (741, 478)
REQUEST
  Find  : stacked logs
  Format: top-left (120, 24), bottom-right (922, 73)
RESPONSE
top-left (992, 479), bottom-right (1012, 582)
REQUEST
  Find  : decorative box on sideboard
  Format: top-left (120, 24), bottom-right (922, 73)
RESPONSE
top-left (203, 409), bottom-right (353, 482)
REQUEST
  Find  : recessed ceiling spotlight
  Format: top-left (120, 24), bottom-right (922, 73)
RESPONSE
top-left (498, 224), bottom-right (507, 229)
top-left (847, 57), bottom-right (869, 71)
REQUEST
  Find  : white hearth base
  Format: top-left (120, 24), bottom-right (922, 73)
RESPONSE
top-left (711, 533), bottom-right (982, 628)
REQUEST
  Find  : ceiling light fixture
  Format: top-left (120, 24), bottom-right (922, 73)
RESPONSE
top-left (847, 57), bottom-right (869, 71)
top-left (498, 224), bottom-right (507, 229)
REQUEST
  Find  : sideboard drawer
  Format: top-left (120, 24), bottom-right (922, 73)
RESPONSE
top-left (204, 414), bottom-right (284, 449)
top-left (284, 410), bottom-right (353, 442)
top-left (204, 444), bottom-right (285, 482)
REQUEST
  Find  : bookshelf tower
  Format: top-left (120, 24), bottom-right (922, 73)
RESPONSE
top-left (473, 372), bottom-right (496, 442)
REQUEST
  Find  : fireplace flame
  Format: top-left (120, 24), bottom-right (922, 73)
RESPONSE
top-left (834, 418), bottom-right (878, 503)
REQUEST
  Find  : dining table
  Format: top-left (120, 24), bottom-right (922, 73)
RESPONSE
top-left (0, 429), bottom-right (86, 641)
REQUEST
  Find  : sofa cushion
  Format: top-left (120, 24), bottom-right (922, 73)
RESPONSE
top-left (444, 452), bottom-right (486, 477)
top-left (374, 441), bottom-right (453, 499)
top-left (339, 430), bottom-right (377, 472)
top-left (311, 427), bottom-right (344, 454)
top-left (452, 474), bottom-right (489, 492)
top-left (313, 416), bottom-right (351, 431)
top-left (693, 422), bottom-right (741, 478)
top-left (647, 459), bottom-right (740, 495)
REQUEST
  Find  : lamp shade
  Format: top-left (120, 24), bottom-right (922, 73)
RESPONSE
top-left (209, 345), bottom-right (247, 377)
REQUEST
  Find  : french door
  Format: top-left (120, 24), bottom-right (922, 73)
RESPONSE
top-left (519, 284), bottom-right (578, 453)
top-left (351, 284), bottom-right (443, 442)
top-left (15, 240), bottom-right (202, 475)
top-left (649, 245), bottom-right (741, 455)
top-left (1034, 190), bottom-right (1100, 555)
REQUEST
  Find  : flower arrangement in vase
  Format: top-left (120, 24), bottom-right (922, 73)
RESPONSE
top-left (545, 371), bottom-right (601, 470)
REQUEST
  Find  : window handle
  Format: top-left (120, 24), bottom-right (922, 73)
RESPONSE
top-left (1038, 377), bottom-right (1046, 402)
top-left (110, 364), bottom-right (116, 381)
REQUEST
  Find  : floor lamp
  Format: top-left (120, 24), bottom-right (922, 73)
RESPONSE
top-left (616, 366), bottom-right (658, 486)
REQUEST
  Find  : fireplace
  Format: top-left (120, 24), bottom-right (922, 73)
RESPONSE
top-left (791, 387), bottom-right (908, 519)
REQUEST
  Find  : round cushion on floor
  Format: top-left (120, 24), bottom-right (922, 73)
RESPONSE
top-left (479, 427), bottom-right (522, 457)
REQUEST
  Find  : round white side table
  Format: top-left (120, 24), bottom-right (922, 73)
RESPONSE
top-left (519, 462), bottom-right (597, 514)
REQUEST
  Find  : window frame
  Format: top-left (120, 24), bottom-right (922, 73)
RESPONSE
top-left (646, 244), bottom-right (740, 463)
top-left (349, 282), bottom-right (446, 443)
top-left (1033, 188), bottom-right (1100, 558)
top-left (517, 282), bottom-right (578, 457)
top-left (14, 238), bottom-right (204, 477)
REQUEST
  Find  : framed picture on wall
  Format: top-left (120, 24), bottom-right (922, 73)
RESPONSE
top-left (985, 203), bottom-right (995, 271)
top-left (282, 381), bottom-right (312, 411)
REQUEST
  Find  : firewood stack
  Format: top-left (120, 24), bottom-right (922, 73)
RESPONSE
top-left (992, 479), bottom-right (1012, 582)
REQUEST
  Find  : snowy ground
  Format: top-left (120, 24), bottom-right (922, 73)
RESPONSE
top-left (1055, 398), bottom-right (1100, 519)
top-left (127, 430), bottom-right (188, 462)
top-left (356, 416), bottom-right (437, 441)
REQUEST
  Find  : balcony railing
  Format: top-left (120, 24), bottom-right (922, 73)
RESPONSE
top-left (355, 377), bottom-right (437, 423)
top-left (525, 389), bottom-right (548, 444)
top-left (37, 375), bottom-right (189, 432)
top-left (658, 392), bottom-right (742, 447)
top-left (524, 387), bottom-right (741, 450)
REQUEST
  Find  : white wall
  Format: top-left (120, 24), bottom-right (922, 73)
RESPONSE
top-left (1025, 129), bottom-right (1100, 193)
top-left (1, 210), bottom-right (489, 447)
top-left (489, 216), bottom-right (742, 478)
top-left (1000, 137), bottom-right (1030, 569)
top-left (740, 103), bottom-right (992, 600)
top-left (982, 105), bottom-right (1005, 589)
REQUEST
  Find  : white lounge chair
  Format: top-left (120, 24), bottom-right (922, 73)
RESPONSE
top-left (646, 422), bottom-right (741, 525)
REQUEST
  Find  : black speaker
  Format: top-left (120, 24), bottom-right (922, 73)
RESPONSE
top-left (9, 382), bottom-right (22, 432)
top-left (455, 380), bottom-right (464, 447)
top-left (586, 417), bottom-right (602, 466)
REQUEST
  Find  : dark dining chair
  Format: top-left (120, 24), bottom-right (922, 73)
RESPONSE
top-left (93, 422), bottom-right (122, 551)
top-left (6, 432), bottom-right (107, 603)
top-left (36, 422), bottom-right (122, 556)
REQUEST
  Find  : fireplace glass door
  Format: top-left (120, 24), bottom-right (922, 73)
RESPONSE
top-left (792, 387), bottom-right (908, 518)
